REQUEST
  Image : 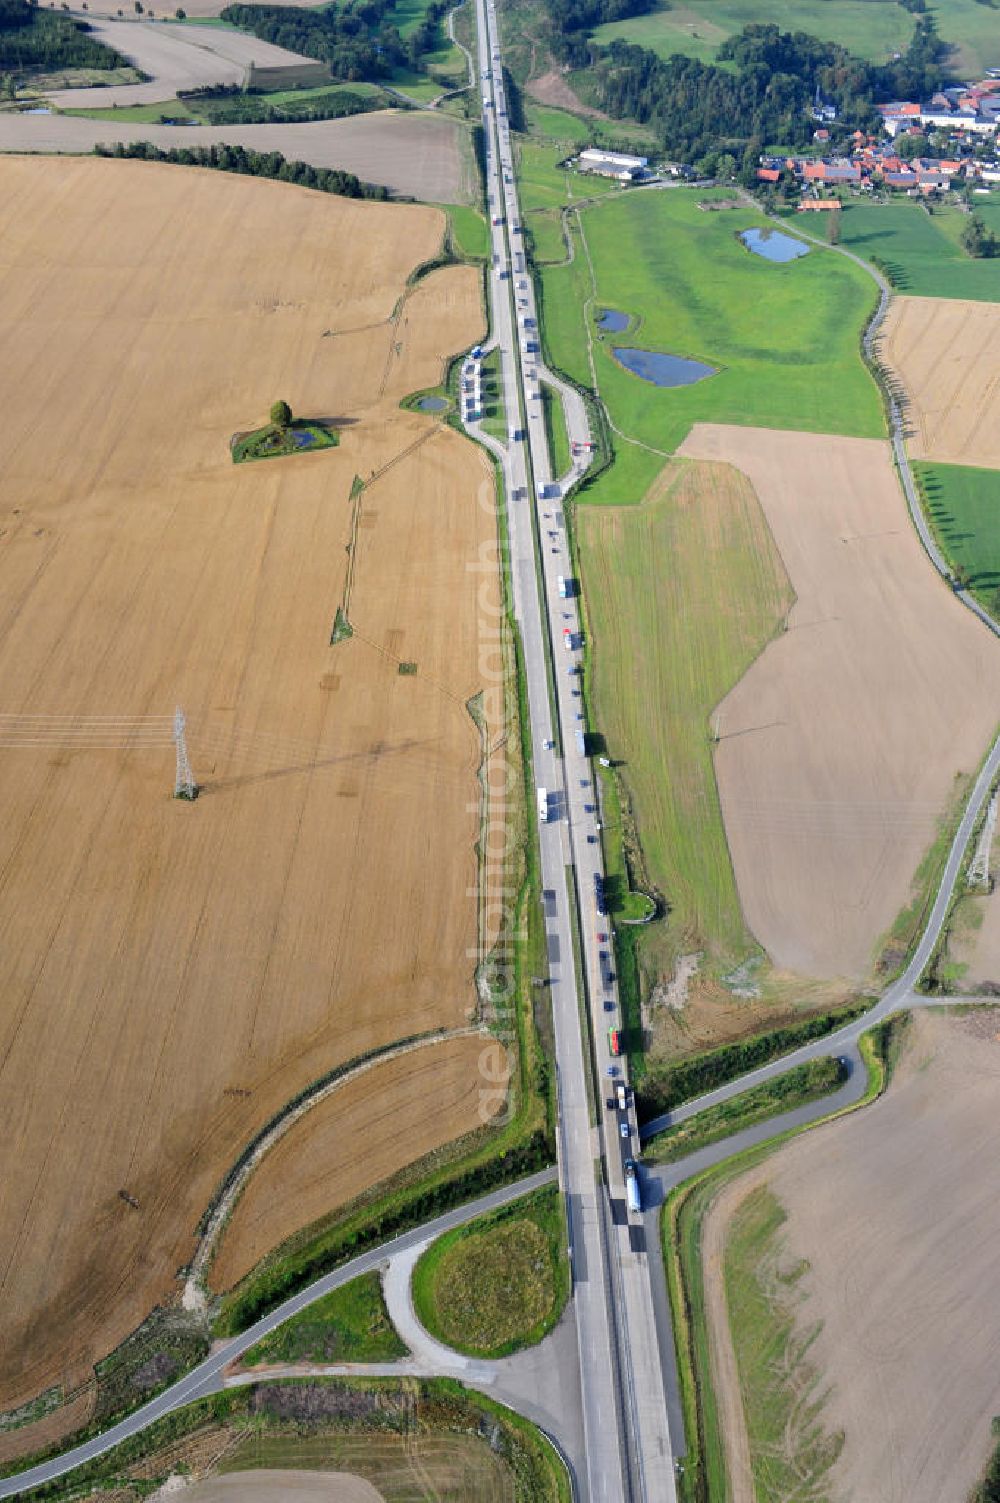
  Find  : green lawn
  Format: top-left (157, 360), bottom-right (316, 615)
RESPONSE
top-left (916, 462), bottom-right (1000, 615)
top-left (525, 102), bottom-right (591, 144)
top-left (591, 0), bottom-right (1000, 74)
top-left (538, 188), bottom-right (882, 502)
top-left (577, 459), bottom-right (793, 977)
top-left (447, 202), bottom-right (489, 259)
top-left (837, 201), bottom-right (1000, 301)
top-left (411, 1186), bottom-right (569, 1357)
top-left (61, 99), bottom-right (196, 123)
top-left (240, 1272), bottom-right (407, 1365)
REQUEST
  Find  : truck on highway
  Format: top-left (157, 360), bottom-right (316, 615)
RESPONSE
top-left (617, 1083), bottom-right (629, 1110)
top-left (594, 872), bottom-right (606, 915)
top-left (537, 787), bottom-right (549, 823)
top-left (575, 729), bottom-right (587, 756)
top-left (624, 1159), bottom-right (641, 1214)
top-left (608, 1027), bottom-right (621, 1056)
top-left (557, 574), bottom-right (575, 597)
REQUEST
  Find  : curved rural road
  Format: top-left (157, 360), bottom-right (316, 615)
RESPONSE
top-left (0, 1169), bottom-right (557, 1501)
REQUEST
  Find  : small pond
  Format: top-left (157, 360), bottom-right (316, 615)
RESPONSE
top-left (597, 308), bottom-right (629, 333)
top-left (418, 395), bottom-right (448, 412)
top-left (612, 347), bottom-right (716, 388)
top-left (23, 107), bottom-right (51, 115)
top-left (292, 430), bottom-right (318, 448)
top-left (740, 227), bottom-right (809, 263)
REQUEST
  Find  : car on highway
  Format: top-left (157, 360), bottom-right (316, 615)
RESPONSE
top-left (606, 1064), bottom-right (619, 1077)
top-left (620, 1121), bottom-right (630, 1140)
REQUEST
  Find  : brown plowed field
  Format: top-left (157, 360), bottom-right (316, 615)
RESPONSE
top-left (706, 1008), bottom-right (1000, 1503)
top-left (0, 157), bottom-right (495, 1415)
top-left (0, 112), bottom-right (470, 204)
top-left (211, 1033), bottom-right (504, 1290)
top-left (678, 424), bottom-right (1000, 981)
top-left (882, 295), bottom-right (1000, 469)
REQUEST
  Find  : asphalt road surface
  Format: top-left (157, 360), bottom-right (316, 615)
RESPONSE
top-left (0, 1170), bottom-right (557, 1501)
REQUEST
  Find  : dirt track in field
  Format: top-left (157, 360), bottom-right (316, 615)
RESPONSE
top-left (211, 1033), bottom-right (506, 1290)
top-left (705, 1009), bottom-right (1000, 1503)
top-left (0, 111), bottom-right (469, 202)
top-left (45, 17), bottom-right (317, 107)
top-left (678, 424), bottom-right (1000, 982)
top-left (883, 295), bottom-right (1000, 470)
top-left (0, 156), bottom-right (497, 1419)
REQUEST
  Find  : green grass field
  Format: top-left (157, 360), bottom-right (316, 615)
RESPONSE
top-left (916, 461), bottom-right (1000, 614)
top-left (577, 458), bottom-right (793, 976)
top-left (447, 202), bottom-right (489, 259)
top-left (590, 0), bottom-right (1000, 74)
top-left (837, 201), bottom-right (1000, 302)
top-left (540, 188), bottom-right (882, 504)
top-left (241, 1272), bottom-right (406, 1365)
top-left (724, 1185), bottom-right (843, 1501)
top-left (411, 1186), bottom-right (569, 1357)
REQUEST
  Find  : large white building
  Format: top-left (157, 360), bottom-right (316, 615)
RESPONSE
top-left (578, 148), bottom-right (648, 181)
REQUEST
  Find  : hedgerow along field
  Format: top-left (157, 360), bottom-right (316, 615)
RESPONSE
top-left (0, 155), bottom-right (503, 1436)
top-left (589, 0), bottom-right (1000, 75)
top-left (837, 201), bottom-right (1000, 302)
top-left (538, 187), bottom-right (883, 505)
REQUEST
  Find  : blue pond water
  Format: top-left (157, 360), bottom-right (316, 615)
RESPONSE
top-left (292, 430), bottom-right (318, 448)
top-left (418, 395), bottom-right (448, 412)
top-left (612, 347), bottom-right (716, 388)
top-left (740, 227), bottom-right (809, 263)
top-left (597, 308), bottom-right (629, 332)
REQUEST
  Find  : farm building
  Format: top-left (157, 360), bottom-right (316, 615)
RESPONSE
top-left (578, 148), bottom-right (648, 181)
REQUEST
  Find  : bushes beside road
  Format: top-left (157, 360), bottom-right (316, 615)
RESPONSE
top-left (637, 1000), bottom-right (867, 1120)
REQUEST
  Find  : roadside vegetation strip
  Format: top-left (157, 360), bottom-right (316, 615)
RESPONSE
top-left (723, 1183), bottom-right (843, 1502)
top-left (411, 1184), bottom-right (569, 1357)
top-left (575, 456), bottom-right (793, 1045)
top-left (10, 1377), bottom-right (570, 1503)
top-left (239, 1272), bottom-right (406, 1366)
top-left (540, 381), bottom-right (571, 475)
top-left (639, 1002), bottom-right (867, 1123)
top-left (643, 1057), bottom-right (846, 1166)
top-left (446, 201), bottom-right (490, 259)
top-left (661, 1017), bottom-right (901, 1503)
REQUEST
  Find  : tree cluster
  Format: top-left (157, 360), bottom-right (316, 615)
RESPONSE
top-left (180, 84), bottom-right (376, 125)
top-left (962, 213), bottom-right (1000, 258)
top-left (581, 18), bottom-right (948, 163)
top-left (93, 139), bottom-right (391, 198)
top-left (219, 0), bottom-right (407, 80)
top-left (0, 0), bottom-right (127, 71)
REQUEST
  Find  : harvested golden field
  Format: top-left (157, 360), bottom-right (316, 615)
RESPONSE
top-left (883, 295), bottom-right (1000, 469)
top-left (705, 1008), bottom-right (1000, 1503)
top-left (678, 424), bottom-right (1000, 981)
top-left (0, 156), bottom-right (496, 1415)
top-left (211, 1033), bottom-right (505, 1291)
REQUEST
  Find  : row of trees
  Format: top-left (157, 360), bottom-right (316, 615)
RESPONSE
top-left (93, 139), bottom-right (391, 198)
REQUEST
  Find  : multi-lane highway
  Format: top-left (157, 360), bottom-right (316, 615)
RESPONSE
top-left (470, 5), bottom-right (676, 1498)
